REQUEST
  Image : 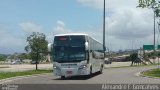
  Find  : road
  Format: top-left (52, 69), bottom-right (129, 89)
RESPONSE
top-left (104, 61), bottom-right (131, 68)
top-left (1, 65), bottom-right (160, 84)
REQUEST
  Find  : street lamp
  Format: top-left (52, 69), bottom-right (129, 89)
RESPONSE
top-left (103, 0), bottom-right (106, 56)
top-left (154, 10), bottom-right (156, 64)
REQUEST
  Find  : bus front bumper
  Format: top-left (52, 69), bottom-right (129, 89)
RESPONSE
top-left (54, 67), bottom-right (90, 77)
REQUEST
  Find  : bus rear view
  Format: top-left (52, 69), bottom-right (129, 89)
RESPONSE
top-left (52, 33), bottom-right (104, 79)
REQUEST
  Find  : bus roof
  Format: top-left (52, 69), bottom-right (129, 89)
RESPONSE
top-left (54, 33), bottom-right (88, 36)
top-left (54, 33), bottom-right (103, 45)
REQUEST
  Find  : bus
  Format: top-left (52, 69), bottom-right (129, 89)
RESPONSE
top-left (50, 33), bottom-right (104, 79)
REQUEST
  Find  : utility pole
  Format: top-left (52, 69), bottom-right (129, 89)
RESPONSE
top-left (103, 0), bottom-right (106, 58)
top-left (154, 11), bottom-right (156, 64)
top-left (132, 40), bottom-right (133, 51)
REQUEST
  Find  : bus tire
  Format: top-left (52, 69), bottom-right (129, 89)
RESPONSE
top-left (100, 65), bottom-right (103, 74)
top-left (90, 67), bottom-right (92, 75)
top-left (61, 76), bottom-right (65, 79)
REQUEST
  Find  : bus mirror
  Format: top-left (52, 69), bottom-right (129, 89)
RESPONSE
top-left (48, 43), bottom-right (53, 52)
top-left (85, 42), bottom-right (89, 50)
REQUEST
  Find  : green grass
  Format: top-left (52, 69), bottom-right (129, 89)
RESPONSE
top-left (0, 69), bottom-right (52, 80)
top-left (0, 66), bottom-right (9, 68)
top-left (104, 63), bottom-right (159, 69)
top-left (143, 69), bottom-right (160, 78)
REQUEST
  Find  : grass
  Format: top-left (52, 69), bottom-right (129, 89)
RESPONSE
top-left (0, 66), bottom-right (9, 68)
top-left (0, 69), bottom-right (52, 80)
top-left (104, 63), bottom-right (159, 69)
top-left (143, 69), bottom-right (160, 78)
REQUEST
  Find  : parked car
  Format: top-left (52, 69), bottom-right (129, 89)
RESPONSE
top-left (11, 60), bottom-right (22, 65)
top-left (104, 58), bottom-right (112, 64)
top-left (30, 60), bottom-right (39, 64)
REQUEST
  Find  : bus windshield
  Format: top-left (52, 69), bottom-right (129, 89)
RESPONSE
top-left (53, 36), bottom-right (86, 63)
top-left (54, 46), bottom-right (85, 63)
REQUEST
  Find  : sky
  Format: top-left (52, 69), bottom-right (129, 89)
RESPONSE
top-left (0, 0), bottom-right (159, 54)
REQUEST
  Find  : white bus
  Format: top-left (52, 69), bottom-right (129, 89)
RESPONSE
top-left (51, 33), bottom-right (104, 79)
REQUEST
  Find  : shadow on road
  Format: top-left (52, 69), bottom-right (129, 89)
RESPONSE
top-left (53, 72), bottom-right (101, 80)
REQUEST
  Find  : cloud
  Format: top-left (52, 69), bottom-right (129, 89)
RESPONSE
top-left (77, 0), bottom-right (157, 50)
top-left (77, 0), bottom-right (153, 39)
top-left (46, 20), bottom-right (71, 42)
top-left (19, 22), bottom-right (42, 33)
top-left (52, 20), bottom-right (102, 41)
top-left (106, 8), bottom-right (153, 40)
top-left (77, 0), bottom-right (138, 10)
top-left (53, 20), bottom-right (71, 35)
top-left (47, 20), bottom-right (102, 43)
top-left (0, 25), bottom-right (25, 54)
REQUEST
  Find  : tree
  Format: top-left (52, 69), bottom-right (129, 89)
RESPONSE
top-left (130, 53), bottom-right (138, 66)
top-left (25, 32), bottom-right (48, 70)
top-left (137, 0), bottom-right (160, 17)
top-left (10, 52), bottom-right (18, 60)
top-left (0, 55), bottom-right (6, 61)
top-left (137, 0), bottom-right (160, 64)
top-left (17, 53), bottom-right (30, 61)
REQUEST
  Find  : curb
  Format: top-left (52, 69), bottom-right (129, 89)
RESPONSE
top-left (0, 73), bottom-right (52, 84)
top-left (136, 69), bottom-right (160, 79)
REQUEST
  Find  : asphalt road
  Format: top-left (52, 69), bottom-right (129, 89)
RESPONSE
top-left (1, 65), bottom-right (160, 84)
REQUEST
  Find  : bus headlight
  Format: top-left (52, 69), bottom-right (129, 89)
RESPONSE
top-left (53, 65), bottom-right (61, 70)
top-left (79, 65), bottom-right (87, 69)
top-left (53, 66), bottom-right (57, 69)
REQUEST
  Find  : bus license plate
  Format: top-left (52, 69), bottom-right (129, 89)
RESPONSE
top-left (66, 71), bottom-right (72, 74)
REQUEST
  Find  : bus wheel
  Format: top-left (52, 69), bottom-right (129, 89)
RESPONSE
top-left (61, 76), bottom-right (65, 79)
top-left (90, 67), bottom-right (92, 75)
top-left (100, 65), bottom-right (103, 74)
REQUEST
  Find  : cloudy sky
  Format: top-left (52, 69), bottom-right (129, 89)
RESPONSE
top-left (0, 0), bottom-right (158, 54)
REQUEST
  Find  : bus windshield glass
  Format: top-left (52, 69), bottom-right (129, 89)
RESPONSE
top-left (53, 36), bottom-right (86, 63)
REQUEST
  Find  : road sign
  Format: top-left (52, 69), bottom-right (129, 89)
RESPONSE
top-left (143, 45), bottom-right (154, 50)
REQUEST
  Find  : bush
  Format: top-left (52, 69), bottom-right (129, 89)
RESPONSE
top-left (0, 55), bottom-right (6, 61)
top-left (130, 53), bottom-right (138, 62)
top-left (125, 56), bottom-right (131, 61)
